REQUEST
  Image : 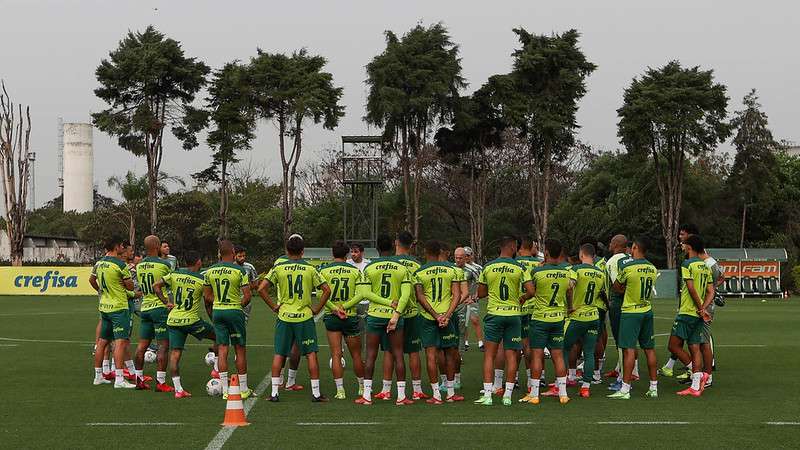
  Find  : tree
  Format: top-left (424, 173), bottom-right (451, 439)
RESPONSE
top-left (503, 28), bottom-right (596, 244)
top-left (366, 22), bottom-right (465, 237)
top-left (194, 62), bottom-right (256, 240)
top-left (618, 61), bottom-right (730, 268)
top-left (0, 81), bottom-right (32, 266)
top-left (107, 171), bottom-right (184, 245)
top-left (249, 49), bottom-right (344, 238)
top-left (92, 26), bottom-right (209, 234)
top-left (727, 89), bottom-right (780, 247)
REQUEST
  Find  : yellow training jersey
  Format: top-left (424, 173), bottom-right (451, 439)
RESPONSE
top-left (530, 262), bottom-right (572, 322)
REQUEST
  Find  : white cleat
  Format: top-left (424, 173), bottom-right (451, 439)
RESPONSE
top-left (93, 378), bottom-right (111, 385)
top-left (114, 380), bottom-right (136, 389)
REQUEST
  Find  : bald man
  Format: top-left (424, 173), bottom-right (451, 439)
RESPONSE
top-left (134, 235), bottom-right (175, 391)
top-left (605, 235), bottom-right (637, 390)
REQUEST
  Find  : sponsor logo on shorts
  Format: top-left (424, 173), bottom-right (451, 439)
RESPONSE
top-left (302, 338), bottom-right (315, 346)
top-left (588, 329), bottom-right (598, 335)
top-left (14, 270), bottom-right (78, 292)
top-left (552, 336), bottom-right (564, 343)
top-left (113, 326), bottom-right (125, 332)
top-left (155, 327), bottom-right (167, 333)
top-left (511, 336), bottom-right (522, 343)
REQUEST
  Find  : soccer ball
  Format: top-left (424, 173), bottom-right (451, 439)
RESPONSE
top-left (206, 379), bottom-right (223, 396)
top-left (204, 351), bottom-right (216, 367)
top-left (144, 349), bottom-right (157, 364)
top-left (328, 357), bottom-right (346, 369)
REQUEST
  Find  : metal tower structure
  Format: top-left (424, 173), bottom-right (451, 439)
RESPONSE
top-left (57, 117), bottom-right (64, 197)
top-left (341, 135), bottom-right (384, 248)
top-left (27, 152), bottom-right (36, 210)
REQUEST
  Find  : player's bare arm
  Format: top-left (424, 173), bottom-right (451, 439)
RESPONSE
top-left (89, 274), bottom-right (99, 291)
top-left (311, 283), bottom-right (331, 315)
top-left (241, 285), bottom-right (252, 307)
top-left (415, 284), bottom-right (438, 319)
top-left (153, 280), bottom-right (171, 307)
top-left (257, 279), bottom-right (279, 313)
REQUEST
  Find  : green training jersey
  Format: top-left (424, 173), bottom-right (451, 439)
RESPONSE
top-left (163, 269), bottom-right (205, 326)
top-left (394, 255), bottom-right (421, 318)
top-left (319, 262), bottom-right (361, 317)
top-left (204, 262), bottom-right (249, 311)
top-left (136, 257), bottom-right (172, 312)
top-left (570, 263), bottom-right (606, 321)
top-left (593, 256), bottom-right (608, 310)
top-left (95, 256), bottom-right (132, 313)
top-left (414, 262), bottom-right (460, 320)
top-left (266, 259), bottom-right (327, 323)
top-left (530, 262), bottom-right (572, 322)
top-left (679, 257), bottom-right (713, 317)
top-left (363, 257), bottom-right (411, 319)
top-left (617, 258), bottom-right (658, 314)
top-left (478, 258), bottom-right (530, 317)
top-left (516, 256), bottom-right (542, 315)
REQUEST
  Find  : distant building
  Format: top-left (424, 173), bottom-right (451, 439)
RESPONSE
top-left (0, 233), bottom-right (93, 264)
top-left (786, 145), bottom-right (800, 157)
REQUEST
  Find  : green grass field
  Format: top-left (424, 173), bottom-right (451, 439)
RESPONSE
top-left (0, 295), bottom-right (798, 449)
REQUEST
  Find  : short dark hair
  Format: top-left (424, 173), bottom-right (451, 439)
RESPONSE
top-left (579, 243), bottom-right (596, 258)
top-left (331, 240), bottom-right (349, 259)
top-left (286, 234), bottom-right (305, 255)
top-left (679, 223), bottom-right (700, 235)
top-left (104, 236), bottom-right (124, 252)
top-left (349, 242), bottom-right (365, 252)
top-left (579, 236), bottom-right (597, 247)
top-left (499, 235), bottom-right (517, 250)
top-left (424, 240), bottom-right (442, 257)
top-left (633, 236), bottom-right (649, 254)
top-left (544, 239), bottom-right (562, 259)
top-left (396, 231), bottom-right (414, 249)
top-left (440, 241), bottom-right (451, 252)
top-left (234, 245), bottom-right (246, 254)
top-left (161, 240), bottom-right (170, 246)
top-left (218, 239), bottom-right (235, 256)
top-left (122, 240), bottom-right (132, 248)
top-left (183, 251), bottom-right (201, 267)
top-left (520, 236), bottom-right (534, 250)
top-left (684, 235), bottom-right (705, 253)
top-left (376, 234), bottom-right (393, 253)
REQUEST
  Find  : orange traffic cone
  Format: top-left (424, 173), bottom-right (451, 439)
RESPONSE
top-left (221, 374), bottom-right (250, 426)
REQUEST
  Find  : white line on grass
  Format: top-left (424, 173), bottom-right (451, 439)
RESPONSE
top-left (0, 311), bottom-right (93, 317)
top-left (0, 336), bottom-right (322, 348)
top-left (765, 422), bottom-right (800, 425)
top-left (87, 422), bottom-right (183, 426)
top-left (716, 344), bottom-right (766, 348)
top-left (597, 421), bottom-right (691, 425)
top-left (204, 375), bottom-right (271, 450)
top-left (442, 422), bottom-right (533, 425)
top-left (296, 422), bottom-right (382, 426)
top-left (0, 344), bottom-right (19, 347)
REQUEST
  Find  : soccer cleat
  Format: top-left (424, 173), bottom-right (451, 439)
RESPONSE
top-left (223, 392), bottom-right (228, 400)
top-left (519, 393), bottom-right (533, 403)
top-left (155, 383), bottom-right (175, 393)
top-left (541, 386), bottom-right (559, 397)
top-left (93, 377), bottom-right (111, 385)
top-left (334, 390), bottom-right (346, 400)
top-left (446, 394), bottom-right (464, 402)
top-left (632, 374), bottom-right (640, 381)
top-left (426, 397), bottom-right (443, 405)
top-left (559, 396), bottom-right (570, 404)
top-left (658, 367), bottom-right (674, 377)
top-left (591, 378), bottom-right (603, 385)
top-left (240, 389), bottom-right (256, 399)
top-left (502, 397), bottom-right (512, 406)
top-left (135, 377), bottom-right (150, 390)
top-left (604, 369), bottom-right (619, 379)
top-left (114, 380), bottom-right (136, 389)
top-left (412, 391), bottom-right (430, 400)
top-left (473, 396), bottom-right (493, 406)
top-left (269, 395), bottom-right (280, 402)
top-left (704, 380), bottom-right (713, 389)
top-left (608, 380), bottom-right (622, 391)
top-left (354, 396), bottom-right (372, 405)
top-left (395, 398), bottom-right (414, 406)
top-left (311, 394), bottom-right (329, 403)
top-left (576, 370), bottom-right (584, 378)
top-left (607, 390), bottom-right (630, 399)
top-left (527, 396), bottom-right (540, 405)
top-left (373, 391), bottom-right (392, 400)
top-left (677, 386), bottom-right (701, 397)
top-left (210, 369), bottom-right (220, 379)
top-left (566, 379), bottom-right (578, 387)
top-left (285, 384), bottom-right (304, 391)
top-left (102, 372), bottom-right (115, 381)
top-left (579, 387), bottom-right (590, 398)
top-left (123, 369), bottom-right (151, 382)
top-left (174, 390), bottom-right (192, 399)
top-left (645, 389), bottom-right (658, 398)
top-left (675, 371), bottom-right (690, 382)
top-left (698, 373), bottom-right (710, 393)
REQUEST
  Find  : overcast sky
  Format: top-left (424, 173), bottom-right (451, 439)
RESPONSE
top-left (1, 0), bottom-right (798, 207)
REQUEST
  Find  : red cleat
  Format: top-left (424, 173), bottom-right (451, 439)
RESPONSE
top-left (542, 386), bottom-right (560, 397)
top-left (124, 369), bottom-right (135, 382)
top-left (698, 373), bottom-right (710, 393)
top-left (395, 398), bottom-right (414, 406)
top-left (135, 378), bottom-right (150, 390)
top-left (579, 387), bottom-right (590, 398)
top-left (102, 372), bottom-right (115, 381)
top-left (632, 374), bottom-right (640, 381)
top-left (566, 379), bottom-right (578, 387)
top-left (210, 370), bottom-right (220, 379)
top-left (446, 394), bottom-right (465, 402)
top-left (174, 390), bottom-right (192, 399)
top-left (155, 383), bottom-right (175, 393)
top-left (426, 397), bottom-right (443, 405)
top-left (576, 370), bottom-right (584, 379)
top-left (284, 384), bottom-right (304, 391)
top-left (677, 386), bottom-right (702, 397)
top-left (604, 369), bottom-right (619, 379)
top-left (412, 391), bottom-right (430, 400)
top-left (373, 391), bottom-right (392, 400)
top-left (354, 396), bottom-right (372, 405)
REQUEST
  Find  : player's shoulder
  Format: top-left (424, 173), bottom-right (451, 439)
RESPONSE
top-left (320, 261), bottom-right (358, 273)
top-left (174, 268), bottom-right (204, 281)
top-left (100, 256), bottom-right (127, 270)
top-left (140, 256), bottom-right (172, 268)
top-left (484, 257), bottom-right (523, 270)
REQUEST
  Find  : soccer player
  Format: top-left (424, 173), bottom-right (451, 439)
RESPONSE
top-left (90, 236), bottom-right (136, 388)
top-left (133, 235), bottom-right (173, 391)
top-left (474, 236), bottom-right (533, 406)
top-left (204, 239), bottom-right (253, 399)
top-left (604, 234), bottom-right (629, 386)
top-left (319, 240), bottom-right (367, 399)
top-left (259, 234), bottom-right (332, 402)
top-left (607, 238), bottom-right (659, 399)
top-left (234, 246), bottom-right (259, 326)
top-left (272, 254), bottom-right (305, 391)
top-left (516, 236), bottom-right (543, 396)
top-left (460, 247), bottom-right (484, 351)
top-left (563, 244), bottom-right (606, 398)
top-left (415, 240), bottom-right (463, 404)
top-left (155, 251), bottom-right (215, 398)
top-left (347, 242), bottom-right (371, 271)
top-left (160, 240), bottom-right (178, 271)
top-left (699, 245), bottom-right (725, 383)
top-left (669, 235), bottom-right (715, 397)
top-left (356, 234), bottom-right (412, 406)
top-left (526, 239), bottom-right (572, 405)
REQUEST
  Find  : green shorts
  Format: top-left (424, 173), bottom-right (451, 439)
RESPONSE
top-left (618, 312), bottom-right (655, 349)
top-left (563, 319), bottom-right (599, 353)
top-left (366, 315), bottom-right (404, 352)
top-left (99, 310), bottom-right (131, 341)
top-left (323, 314), bottom-right (361, 337)
top-left (213, 309), bottom-right (247, 346)
top-left (520, 314), bottom-right (531, 341)
top-left (608, 301), bottom-right (622, 341)
top-left (420, 317), bottom-right (459, 349)
top-left (275, 318), bottom-right (318, 356)
top-left (671, 314), bottom-right (706, 345)
top-left (530, 319), bottom-right (565, 350)
top-left (168, 320), bottom-right (213, 349)
top-left (403, 315), bottom-right (422, 353)
top-left (139, 307), bottom-right (168, 341)
top-left (482, 314), bottom-right (522, 350)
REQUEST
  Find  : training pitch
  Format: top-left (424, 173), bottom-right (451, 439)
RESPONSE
top-left (0, 295), bottom-right (797, 449)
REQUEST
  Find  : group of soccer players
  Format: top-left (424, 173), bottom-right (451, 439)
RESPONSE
top-left (90, 226), bottom-right (720, 404)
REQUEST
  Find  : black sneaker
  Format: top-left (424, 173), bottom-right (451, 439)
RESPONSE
top-left (269, 395), bottom-right (280, 402)
top-left (312, 394), bottom-right (329, 403)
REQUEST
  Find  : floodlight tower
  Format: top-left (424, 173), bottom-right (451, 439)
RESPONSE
top-left (341, 136), bottom-right (384, 249)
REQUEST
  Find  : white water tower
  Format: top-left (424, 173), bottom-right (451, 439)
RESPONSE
top-left (62, 123), bottom-right (94, 213)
